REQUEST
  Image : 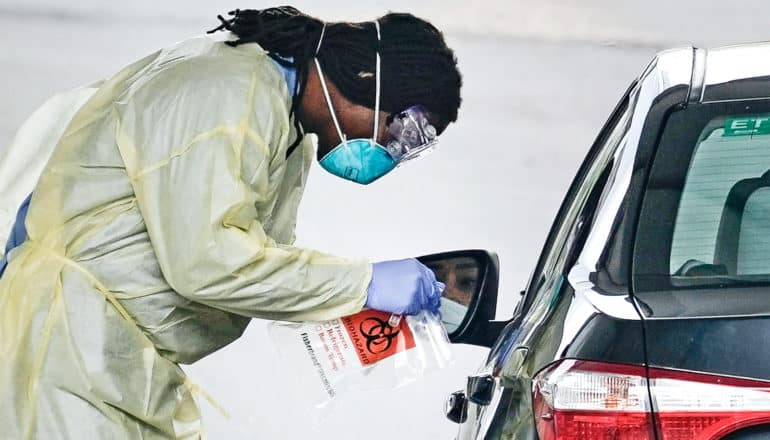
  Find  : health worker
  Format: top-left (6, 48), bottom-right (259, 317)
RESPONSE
top-left (0, 6), bottom-right (462, 439)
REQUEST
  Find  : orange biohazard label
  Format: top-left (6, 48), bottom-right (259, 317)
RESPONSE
top-left (341, 310), bottom-right (416, 366)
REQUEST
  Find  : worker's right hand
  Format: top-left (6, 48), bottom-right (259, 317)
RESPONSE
top-left (365, 259), bottom-right (444, 316)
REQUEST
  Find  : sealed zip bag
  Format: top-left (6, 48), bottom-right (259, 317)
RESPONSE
top-left (268, 309), bottom-right (453, 411)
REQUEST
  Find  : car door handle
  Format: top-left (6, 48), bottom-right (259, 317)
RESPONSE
top-left (467, 373), bottom-right (496, 406)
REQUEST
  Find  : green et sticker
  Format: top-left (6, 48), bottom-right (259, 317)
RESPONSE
top-left (724, 115), bottom-right (770, 136)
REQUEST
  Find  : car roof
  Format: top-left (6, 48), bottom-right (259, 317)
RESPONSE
top-left (642, 42), bottom-right (770, 104)
top-left (696, 42), bottom-right (770, 103)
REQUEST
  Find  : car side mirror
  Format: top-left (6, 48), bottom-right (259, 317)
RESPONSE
top-left (418, 250), bottom-right (505, 347)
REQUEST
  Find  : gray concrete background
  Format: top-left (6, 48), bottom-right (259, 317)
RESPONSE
top-left (2, 1), bottom-right (770, 438)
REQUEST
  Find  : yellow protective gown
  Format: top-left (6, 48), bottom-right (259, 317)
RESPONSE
top-left (0, 34), bottom-right (372, 439)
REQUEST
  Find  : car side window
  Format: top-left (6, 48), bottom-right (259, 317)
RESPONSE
top-left (519, 83), bottom-right (635, 315)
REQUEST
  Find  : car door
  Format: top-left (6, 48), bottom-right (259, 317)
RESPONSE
top-left (453, 80), bottom-right (640, 440)
top-left (447, 47), bottom-right (697, 440)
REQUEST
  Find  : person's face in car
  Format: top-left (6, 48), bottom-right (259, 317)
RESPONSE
top-left (428, 257), bottom-right (479, 305)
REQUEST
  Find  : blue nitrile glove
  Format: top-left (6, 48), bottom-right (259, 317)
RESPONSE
top-left (365, 258), bottom-right (445, 316)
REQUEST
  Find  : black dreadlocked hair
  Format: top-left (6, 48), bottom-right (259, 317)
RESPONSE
top-left (208, 6), bottom-right (462, 153)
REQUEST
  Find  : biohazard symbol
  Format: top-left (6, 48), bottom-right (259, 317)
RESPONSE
top-left (359, 317), bottom-right (400, 354)
top-left (342, 310), bottom-right (416, 365)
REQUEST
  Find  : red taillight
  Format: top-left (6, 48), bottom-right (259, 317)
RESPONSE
top-left (533, 360), bottom-right (654, 440)
top-left (649, 368), bottom-right (770, 440)
top-left (533, 360), bottom-right (770, 440)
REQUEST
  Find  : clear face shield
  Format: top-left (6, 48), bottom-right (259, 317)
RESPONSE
top-left (383, 105), bottom-right (439, 165)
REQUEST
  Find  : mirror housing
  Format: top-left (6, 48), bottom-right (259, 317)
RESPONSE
top-left (418, 250), bottom-right (505, 348)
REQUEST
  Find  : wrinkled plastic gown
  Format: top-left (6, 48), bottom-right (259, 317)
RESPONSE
top-left (0, 34), bottom-right (372, 439)
top-left (0, 83), bottom-right (100, 248)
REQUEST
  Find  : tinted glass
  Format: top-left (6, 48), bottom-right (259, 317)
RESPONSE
top-left (670, 115), bottom-right (770, 282)
top-left (634, 99), bottom-right (770, 316)
top-left (518, 82), bottom-right (635, 319)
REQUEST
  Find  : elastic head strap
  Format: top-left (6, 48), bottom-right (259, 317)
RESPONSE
top-left (314, 22), bottom-right (349, 147)
top-left (313, 21), bottom-right (382, 151)
top-left (372, 20), bottom-right (382, 145)
top-left (315, 23), bottom-right (326, 56)
top-left (314, 58), bottom-right (347, 147)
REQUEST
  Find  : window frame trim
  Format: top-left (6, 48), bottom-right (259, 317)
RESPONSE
top-left (517, 81), bottom-right (637, 317)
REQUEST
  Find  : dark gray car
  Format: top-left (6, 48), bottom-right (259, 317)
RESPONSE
top-left (427, 42), bottom-right (770, 440)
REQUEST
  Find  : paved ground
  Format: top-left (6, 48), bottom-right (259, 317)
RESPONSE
top-left (2, 1), bottom-right (770, 438)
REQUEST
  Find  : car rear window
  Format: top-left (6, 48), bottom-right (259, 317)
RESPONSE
top-left (670, 115), bottom-right (770, 278)
top-left (632, 102), bottom-right (770, 317)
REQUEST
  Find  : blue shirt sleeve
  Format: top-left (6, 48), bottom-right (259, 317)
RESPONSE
top-left (0, 193), bottom-right (31, 278)
top-left (270, 55), bottom-right (298, 97)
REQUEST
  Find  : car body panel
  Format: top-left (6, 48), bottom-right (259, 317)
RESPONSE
top-left (454, 47), bottom-right (695, 440)
top-left (454, 41), bottom-right (770, 439)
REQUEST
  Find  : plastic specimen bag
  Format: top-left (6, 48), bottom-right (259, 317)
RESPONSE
top-left (268, 309), bottom-right (453, 413)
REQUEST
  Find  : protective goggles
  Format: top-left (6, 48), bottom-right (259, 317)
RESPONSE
top-left (383, 105), bottom-right (439, 165)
